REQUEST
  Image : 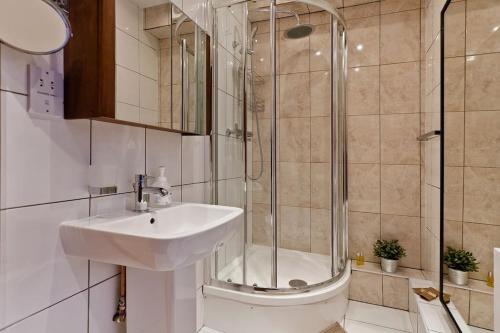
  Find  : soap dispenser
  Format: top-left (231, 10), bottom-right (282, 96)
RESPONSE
top-left (150, 166), bottom-right (173, 207)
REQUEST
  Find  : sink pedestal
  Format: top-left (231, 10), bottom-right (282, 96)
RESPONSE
top-left (127, 265), bottom-right (197, 333)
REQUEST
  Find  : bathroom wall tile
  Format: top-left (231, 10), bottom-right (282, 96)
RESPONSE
top-left (252, 162), bottom-right (271, 204)
top-left (466, 0), bottom-right (500, 56)
top-left (182, 183), bottom-right (210, 204)
top-left (344, 3), bottom-right (380, 20)
top-left (311, 163), bottom-right (331, 209)
top-left (0, 45), bottom-right (63, 95)
top-left (116, 102), bottom-right (140, 123)
top-left (116, 0), bottom-right (139, 39)
top-left (381, 214), bottom-right (421, 268)
top-left (443, 285), bottom-right (469, 323)
top-left (116, 66), bottom-right (140, 107)
top-left (380, 62), bottom-right (420, 115)
top-left (444, 167), bottom-right (463, 222)
top-left (279, 162), bottom-right (311, 207)
top-left (346, 16), bottom-right (380, 67)
top-left (89, 194), bottom-right (129, 285)
top-left (381, 10), bottom-right (420, 64)
top-left (140, 76), bottom-right (159, 111)
top-left (0, 200), bottom-right (89, 328)
top-left (89, 276), bottom-right (126, 333)
top-left (116, 29), bottom-right (139, 72)
top-left (381, 0), bottom-right (420, 14)
top-left (465, 111), bottom-right (500, 168)
top-left (280, 118), bottom-right (311, 162)
top-left (92, 121), bottom-right (145, 194)
top-left (463, 167), bottom-right (500, 226)
top-left (465, 53), bottom-right (500, 111)
top-left (381, 165), bottom-right (420, 217)
top-left (311, 117), bottom-right (331, 162)
top-left (463, 222), bottom-right (500, 280)
top-left (349, 271), bottom-right (383, 305)
top-left (444, 220), bottom-right (462, 250)
top-left (348, 163), bottom-right (381, 213)
top-left (381, 113), bottom-right (420, 165)
top-left (251, 33), bottom-right (271, 77)
top-left (140, 109), bottom-right (160, 126)
top-left (280, 206), bottom-right (311, 252)
top-left (2, 292), bottom-right (88, 333)
top-left (347, 115), bottom-right (380, 163)
top-left (311, 209), bottom-right (331, 255)
top-left (382, 275), bottom-right (409, 310)
top-left (348, 211), bottom-right (381, 262)
top-left (252, 203), bottom-right (272, 246)
top-left (444, 57), bottom-right (465, 112)
top-left (0, 92), bottom-right (90, 209)
top-left (444, 112), bottom-right (464, 166)
top-left (469, 291), bottom-right (494, 330)
top-left (344, 0), bottom-right (376, 7)
top-left (310, 71), bottom-right (331, 117)
top-left (279, 72), bottom-right (310, 118)
top-left (347, 66), bottom-right (380, 116)
top-left (217, 135), bottom-right (243, 180)
top-left (182, 136), bottom-right (206, 184)
top-left (279, 33), bottom-right (309, 74)
top-left (310, 24), bottom-right (331, 71)
top-left (444, 1), bottom-right (465, 58)
top-left (183, 0), bottom-right (206, 29)
top-left (140, 43), bottom-right (159, 80)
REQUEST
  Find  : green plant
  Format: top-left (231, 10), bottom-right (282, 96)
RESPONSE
top-left (373, 240), bottom-right (406, 260)
top-left (444, 246), bottom-right (479, 272)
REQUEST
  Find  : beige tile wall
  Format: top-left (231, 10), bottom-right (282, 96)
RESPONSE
top-left (251, 7), bottom-right (334, 254)
top-left (345, 0), bottom-right (423, 269)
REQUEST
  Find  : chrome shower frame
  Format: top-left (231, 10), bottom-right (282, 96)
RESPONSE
top-left (210, 0), bottom-right (348, 294)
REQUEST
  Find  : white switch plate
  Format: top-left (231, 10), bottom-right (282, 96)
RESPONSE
top-left (28, 64), bottom-right (64, 119)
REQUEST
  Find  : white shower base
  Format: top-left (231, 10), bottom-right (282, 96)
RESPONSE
top-left (218, 244), bottom-right (333, 288)
top-left (204, 245), bottom-right (351, 333)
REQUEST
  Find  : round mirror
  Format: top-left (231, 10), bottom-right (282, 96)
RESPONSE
top-left (0, 0), bottom-right (71, 55)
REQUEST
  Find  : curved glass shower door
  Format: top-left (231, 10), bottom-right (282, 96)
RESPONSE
top-left (211, 0), bottom-right (347, 292)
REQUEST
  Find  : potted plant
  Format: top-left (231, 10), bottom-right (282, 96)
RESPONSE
top-left (444, 246), bottom-right (479, 286)
top-left (373, 240), bottom-right (406, 273)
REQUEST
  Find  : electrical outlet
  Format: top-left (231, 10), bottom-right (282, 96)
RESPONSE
top-left (28, 64), bottom-right (64, 119)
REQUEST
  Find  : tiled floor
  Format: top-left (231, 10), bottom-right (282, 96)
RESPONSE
top-left (200, 300), bottom-right (492, 333)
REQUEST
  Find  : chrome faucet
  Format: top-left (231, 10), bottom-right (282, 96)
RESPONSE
top-left (133, 174), bottom-right (170, 212)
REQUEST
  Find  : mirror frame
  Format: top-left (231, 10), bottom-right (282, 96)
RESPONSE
top-left (439, 1), bottom-right (463, 332)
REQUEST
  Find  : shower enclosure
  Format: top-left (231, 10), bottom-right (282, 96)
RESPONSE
top-left (210, 0), bottom-right (347, 292)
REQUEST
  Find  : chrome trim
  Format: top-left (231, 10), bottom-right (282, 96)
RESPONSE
top-left (208, 268), bottom-right (345, 295)
top-left (212, 9), bottom-right (220, 279)
top-left (330, 17), bottom-right (339, 277)
top-left (417, 130), bottom-right (441, 141)
top-left (270, 0), bottom-right (278, 289)
top-left (181, 38), bottom-right (189, 131)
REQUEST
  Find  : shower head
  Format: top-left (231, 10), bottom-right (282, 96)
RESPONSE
top-left (284, 24), bottom-right (314, 39)
top-left (253, 7), bottom-right (314, 39)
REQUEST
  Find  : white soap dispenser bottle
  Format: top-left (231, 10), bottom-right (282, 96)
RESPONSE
top-left (150, 166), bottom-right (173, 207)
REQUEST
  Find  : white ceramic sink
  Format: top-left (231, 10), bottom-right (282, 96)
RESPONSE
top-left (60, 203), bottom-right (243, 271)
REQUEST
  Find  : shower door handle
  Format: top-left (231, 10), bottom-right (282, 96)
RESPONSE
top-left (417, 130), bottom-right (441, 141)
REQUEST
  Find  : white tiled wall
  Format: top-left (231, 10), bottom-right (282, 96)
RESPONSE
top-left (0, 40), bottom-right (210, 332)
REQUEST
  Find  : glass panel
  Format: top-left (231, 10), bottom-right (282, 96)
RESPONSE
top-left (211, 0), bottom-right (348, 291)
top-left (212, 1), bottom-right (251, 286)
top-left (442, 0), bottom-right (498, 330)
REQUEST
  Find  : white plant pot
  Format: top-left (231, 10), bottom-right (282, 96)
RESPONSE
top-left (448, 268), bottom-right (469, 286)
top-left (381, 258), bottom-right (399, 273)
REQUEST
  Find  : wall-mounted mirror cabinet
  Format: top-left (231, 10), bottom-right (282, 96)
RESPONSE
top-left (64, 0), bottom-right (210, 135)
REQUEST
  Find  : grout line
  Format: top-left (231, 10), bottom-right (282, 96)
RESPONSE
top-left (0, 89), bottom-right (27, 96)
top-left (0, 288), bottom-right (90, 332)
top-left (0, 196), bottom-right (91, 212)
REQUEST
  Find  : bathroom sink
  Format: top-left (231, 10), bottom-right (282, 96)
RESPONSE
top-left (60, 203), bottom-right (243, 271)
